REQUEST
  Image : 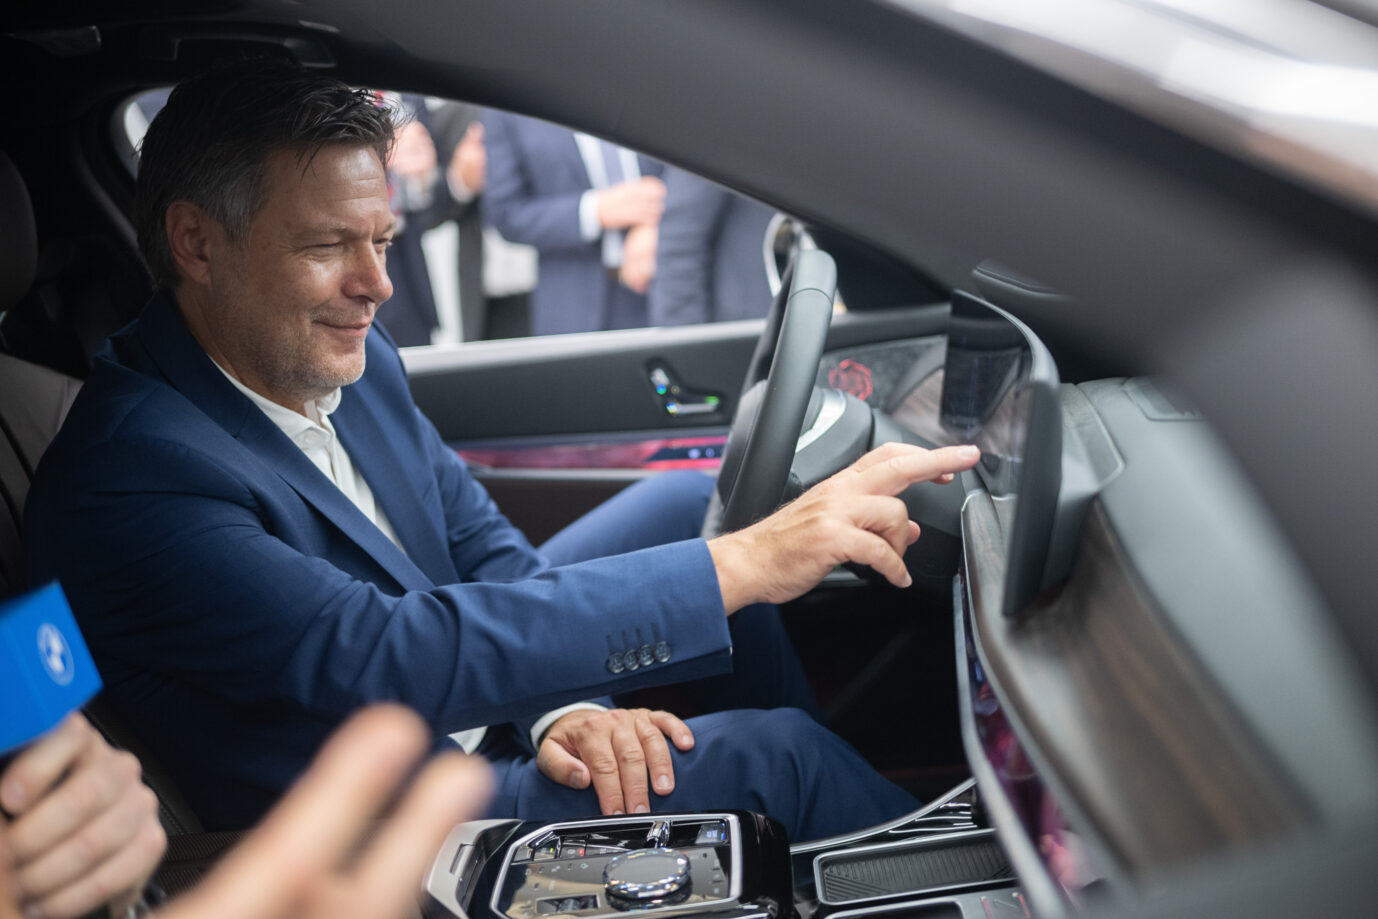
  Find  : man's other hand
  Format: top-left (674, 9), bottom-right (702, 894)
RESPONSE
top-left (448, 121), bottom-right (486, 198)
top-left (156, 705), bottom-right (493, 919)
top-left (619, 224), bottom-right (658, 294)
top-left (709, 442), bottom-right (981, 611)
top-left (595, 177), bottom-right (666, 230)
top-left (537, 709), bottom-right (694, 816)
top-left (0, 713), bottom-right (165, 919)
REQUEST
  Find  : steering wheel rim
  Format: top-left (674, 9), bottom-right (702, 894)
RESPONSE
top-left (715, 248), bottom-right (837, 533)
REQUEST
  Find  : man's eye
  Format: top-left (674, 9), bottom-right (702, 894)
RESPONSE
top-left (314, 242), bottom-right (342, 250)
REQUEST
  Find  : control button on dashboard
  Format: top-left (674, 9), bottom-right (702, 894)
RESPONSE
top-left (693, 822), bottom-right (727, 845)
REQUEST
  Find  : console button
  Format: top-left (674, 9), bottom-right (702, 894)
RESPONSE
top-left (693, 822), bottom-right (727, 845)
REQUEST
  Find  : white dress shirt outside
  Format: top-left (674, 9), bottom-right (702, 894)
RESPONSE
top-left (574, 134), bottom-right (642, 268)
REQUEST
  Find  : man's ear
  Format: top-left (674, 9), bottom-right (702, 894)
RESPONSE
top-left (165, 201), bottom-right (217, 287)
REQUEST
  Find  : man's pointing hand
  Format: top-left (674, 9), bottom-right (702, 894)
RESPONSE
top-left (709, 443), bottom-right (980, 611)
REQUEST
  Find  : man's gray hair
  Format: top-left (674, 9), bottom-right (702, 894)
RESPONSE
top-left (135, 58), bottom-right (398, 289)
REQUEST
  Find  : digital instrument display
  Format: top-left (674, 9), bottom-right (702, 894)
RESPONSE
top-left (940, 291), bottom-right (1061, 617)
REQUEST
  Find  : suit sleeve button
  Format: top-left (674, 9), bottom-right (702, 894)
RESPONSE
top-left (637, 644), bottom-right (655, 667)
top-left (607, 653), bottom-right (626, 674)
top-left (623, 649), bottom-right (641, 671)
top-left (654, 641), bottom-right (672, 663)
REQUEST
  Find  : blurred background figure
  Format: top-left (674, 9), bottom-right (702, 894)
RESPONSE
top-left (379, 96), bottom-right (443, 347)
top-left (648, 167), bottom-right (777, 326)
top-left (482, 109), bottom-right (666, 335)
top-left (427, 101), bottom-right (535, 341)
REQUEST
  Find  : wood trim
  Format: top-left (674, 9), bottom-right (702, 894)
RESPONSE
top-left (963, 497), bottom-right (1311, 882)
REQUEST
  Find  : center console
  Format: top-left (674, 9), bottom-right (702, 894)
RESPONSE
top-left (423, 812), bottom-right (791, 919)
top-left (422, 787), bottom-right (1029, 919)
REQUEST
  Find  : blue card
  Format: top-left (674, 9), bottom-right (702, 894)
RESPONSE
top-left (0, 581), bottom-right (103, 755)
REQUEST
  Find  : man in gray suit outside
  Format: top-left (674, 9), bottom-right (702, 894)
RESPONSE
top-left (482, 109), bottom-right (665, 335)
top-left (648, 167), bottom-right (777, 326)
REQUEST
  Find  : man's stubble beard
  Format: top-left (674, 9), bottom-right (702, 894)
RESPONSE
top-left (236, 313), bottom-right (368, 409)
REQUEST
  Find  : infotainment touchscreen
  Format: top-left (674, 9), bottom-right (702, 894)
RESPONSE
top-left (940, 290), bottom-right (1061, 617)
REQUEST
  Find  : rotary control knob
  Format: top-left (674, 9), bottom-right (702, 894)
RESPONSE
top-left (603, 849), bottom-right (691, 909)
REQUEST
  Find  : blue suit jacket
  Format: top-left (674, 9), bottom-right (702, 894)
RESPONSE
top-left (25, 293), bottom-right (731, 828)
top-left (481, 109), bottom-right (665, 335)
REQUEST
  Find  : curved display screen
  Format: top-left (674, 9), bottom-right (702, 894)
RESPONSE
top-left (940, 291), bottom-right (1061, 617)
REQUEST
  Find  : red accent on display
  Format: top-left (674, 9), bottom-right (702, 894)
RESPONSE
top-left (829, 359), bottom-right (874, 401)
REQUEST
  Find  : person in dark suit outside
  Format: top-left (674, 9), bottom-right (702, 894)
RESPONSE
top-left (481, 109), bottom-right (665, 335)
top-left (426, 101), bottom-right (533, 341)
top-left (649, 167), bottom-right (778, 326)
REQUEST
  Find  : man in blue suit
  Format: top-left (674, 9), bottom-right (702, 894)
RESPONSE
top-left (25, 62), bottom-right (981, 839)
top-left (482, 108), bottom-right (665, 335)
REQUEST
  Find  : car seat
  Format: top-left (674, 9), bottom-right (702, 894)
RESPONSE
top-left (0, 147), bottom-right (240, 894)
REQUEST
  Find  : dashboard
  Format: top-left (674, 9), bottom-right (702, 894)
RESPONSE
top-left (421, 288), bottom-right (1378, 919)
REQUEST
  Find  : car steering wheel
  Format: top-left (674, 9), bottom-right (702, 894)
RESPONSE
top-left (704, 248), bottom-right (837, 536)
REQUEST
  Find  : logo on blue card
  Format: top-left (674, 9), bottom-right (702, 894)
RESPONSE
top-left (37, 622), bottom-right (76, 686)
top-left (1, 581), bottom-right (103, 754)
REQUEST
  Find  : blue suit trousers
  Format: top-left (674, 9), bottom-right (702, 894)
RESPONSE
top-left (481, 471), bottom-right (920, 842)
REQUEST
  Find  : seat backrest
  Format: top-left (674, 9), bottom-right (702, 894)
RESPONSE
top-left (0, 353), bottom-right (81, 593)
top-left (0, 150), bottom-right (222, 866)
top-left (0, 147), bottom-right (76, 593)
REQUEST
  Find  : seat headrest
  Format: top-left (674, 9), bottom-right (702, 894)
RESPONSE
top-left (0, 150), bottom-right (38, 310)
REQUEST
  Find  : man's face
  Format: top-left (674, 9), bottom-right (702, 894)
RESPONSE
top-left (197, 145), bottom-right (395, 410)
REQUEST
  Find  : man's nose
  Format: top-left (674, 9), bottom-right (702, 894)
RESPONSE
top-left (346, 243), bottom-right (394, 304)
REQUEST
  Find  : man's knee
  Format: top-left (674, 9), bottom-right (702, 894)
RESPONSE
top-left (621, 470), bottom-right (714, 539)
top-left (640, 470), bottom-right (715, 515)
top-left (701, 707), bottom-right (829, 773)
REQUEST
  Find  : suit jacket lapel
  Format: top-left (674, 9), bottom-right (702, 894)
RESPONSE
top-left (333, 380), bottom-right (456, 585)
top-left (134, 294), bottom-right (433, 592)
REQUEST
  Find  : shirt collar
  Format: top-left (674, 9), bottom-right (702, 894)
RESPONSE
top-left (214, 363), bottom-right (342, 436)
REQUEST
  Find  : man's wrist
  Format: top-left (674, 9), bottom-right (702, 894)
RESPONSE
top-left (530, 702), bottom-right (609, 749)
top-left (706, 533), bottom-right (755, 615)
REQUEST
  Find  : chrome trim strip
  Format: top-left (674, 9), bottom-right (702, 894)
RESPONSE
top-left (790, 778), bottom-right (977, 855)
top-left (796, 388), bottom-right (847, 452)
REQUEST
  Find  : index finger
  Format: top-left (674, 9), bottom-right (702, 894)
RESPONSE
top-left (0, 714), bottom-right (93, 817)
top-left (845, 444), bottom-right (980, 497)
top-left (169, 706), bottom-right (430, 919)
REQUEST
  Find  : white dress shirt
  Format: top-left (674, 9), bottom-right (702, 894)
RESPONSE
top-left (574, 133), bottom-right (642, 268)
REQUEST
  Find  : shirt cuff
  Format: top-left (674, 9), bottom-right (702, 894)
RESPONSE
top-left (448, 726), bottom-right (487, 754)
top-left (578, 189), bottom-right (603, 242)
top-left (530, 702), bottom-right (610, 749)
